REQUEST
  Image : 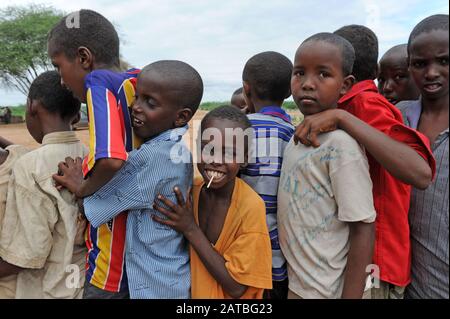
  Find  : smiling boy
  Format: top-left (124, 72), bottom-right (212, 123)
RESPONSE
top-left (55, 60), bottom-right (203, 299)
top-left (277, 33), bottom-right (376, 299)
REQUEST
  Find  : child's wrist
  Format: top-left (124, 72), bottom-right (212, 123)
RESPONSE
top-left (184, 222), bottom-right (199, 240)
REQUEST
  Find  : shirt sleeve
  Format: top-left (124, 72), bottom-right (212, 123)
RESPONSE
top-left (222, 198), bottom-right (273, 290)
top-left (83, 160), bottom-right (147, 228)
top-left (82, 72), bottom-right (128, 176)
top-left (0, 165), bottom-right (58, 269)
top-left (352, 96), bottom-right (436, 178)
top-left (328, 133), bottom-right (377, 223)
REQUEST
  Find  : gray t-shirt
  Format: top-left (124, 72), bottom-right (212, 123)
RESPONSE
top-left (398, 99), bottom-right (449, 299)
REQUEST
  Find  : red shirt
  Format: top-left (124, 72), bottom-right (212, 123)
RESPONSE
top-left (338, 80), bottom-right (436, 286)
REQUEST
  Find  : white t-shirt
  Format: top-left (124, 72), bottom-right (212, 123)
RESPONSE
top-left (277, 129), bottom-right (376, 299)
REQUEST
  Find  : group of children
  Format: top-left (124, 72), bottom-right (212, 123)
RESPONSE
top-left (0, 9), bottom-right (447, 299)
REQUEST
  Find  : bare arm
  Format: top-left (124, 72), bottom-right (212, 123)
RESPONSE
top-left (53, 157), bottom-right (125, 198)
top-left (295, 109), bottom-right (433, 189)
top-left (0, 258), bottom-right (23, 278)
top-left (341, 221), bottom-right (375, 299)
top-left (153, 188), bottom-right (247, 298)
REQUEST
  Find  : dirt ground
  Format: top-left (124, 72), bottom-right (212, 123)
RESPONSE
top-left (0, 109), bottom-right (302, 150)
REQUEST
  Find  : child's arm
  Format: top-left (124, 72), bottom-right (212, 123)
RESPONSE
top-left (294, 109), bottom-right (433, 189)
top-left (53, 157), bottom-right (124, 198)
top-left (153, 188), bottom-right (248, 298)
top-left (0, 136), bottom-right (13, 149)
top-left (0, 259), bottom-right (23, 278)
top-left (341, 221), bottom-right (375, 299)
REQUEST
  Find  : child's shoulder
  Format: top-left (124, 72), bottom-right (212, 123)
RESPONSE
top-left (85, 68), bottom-right (139, 88)
top-left (234, 178), bottom-right (266, 218)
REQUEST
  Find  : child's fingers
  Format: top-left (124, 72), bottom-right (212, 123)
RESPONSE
top-left (75, 157), bottom-right (84, 166)
top-left (296, 121), bottom-right (312, 146)
top-left (156, 194), bottom-right (178, 212)
top-left (52, 174), bottom-right (65, 188)
top-left (173, 187), bottom-right (185, 207)
top-left (152, 214), bottom-right (175, 228)
top-left (65, 157), bottom-right (75, 166)
top-left (308, 130), bottom-right (321, 148)
top-left (186, 186), bottom-right (193, 206)
top-left (153, 203), bottom-right (178, 221)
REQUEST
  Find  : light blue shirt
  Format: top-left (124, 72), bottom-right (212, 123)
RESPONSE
top-left (84, 125), bottom-right (192, 299)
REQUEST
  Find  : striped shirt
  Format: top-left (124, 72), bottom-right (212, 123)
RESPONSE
top-left (240, 106), bottom-right (295, 282)
top-left (84, 126), bottom-right (192, 299)
top-left (83, 68), bottom-right (140, 293)
top-left (398, 99), bottom-right (449, 299)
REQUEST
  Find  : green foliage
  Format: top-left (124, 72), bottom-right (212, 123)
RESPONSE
top-left (0, 5), bottom-right (64, 95)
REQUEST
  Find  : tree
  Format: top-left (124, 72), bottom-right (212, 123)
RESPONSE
top-left (0, 5), bottom-right (64, 96)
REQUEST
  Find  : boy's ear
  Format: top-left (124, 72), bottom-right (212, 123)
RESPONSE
top-left (340, 75), bottom-right (355, 96)
top-left (27, 98), bottom-right (39, 116)
top-left (175, 108), bottom-right (193, 127)
top-left (243, 81), bottom-right (251, 99)
top-left (77, 46), bottom-right (94, 70)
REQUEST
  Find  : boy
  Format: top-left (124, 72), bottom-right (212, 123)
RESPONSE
top-left (231, 87), bottom-right (249, 113)
top-left (48, 9), bottom-right (140, 298)
top-left (154, 105), bottom-right (272, 298)
top-left (0, 138), bottom-right (28, 299)
top-left (239, 51), bottom-right (294, 299)
top-left (0, 71), bottom-right (86, 298)
top-left (397, 14), bottom-right (449, 299)
top-left (294, 25), bottom-right (436, 299)
top-left (378, 44), bottom-right (420, 105)
top-left (277, 33), bottom-right (376, 299)
top-left (54, 60), bottom-right (203, 299)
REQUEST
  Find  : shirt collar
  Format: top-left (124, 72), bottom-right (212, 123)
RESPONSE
top-left (338, 80), bottom-right (378, 104)
top-left (258, 106), bottom-right (292, 123)
top-left (42, 131), bottom-right (80, 145)
top-left (145, 125), bottom-right (189, 144)
top-left (402, 98), bottom-right (423, 130)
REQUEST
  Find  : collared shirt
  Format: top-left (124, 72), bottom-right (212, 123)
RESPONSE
top-left (398, 99), bottom-right (449, 299)
top-left (82, 68), bottom-right (140, 293)
top-left (0, 144), bottom-right (29, 299)
top-left (338, 80), bottom-right (436, 287)
top-left (84, 126), bottom-right (192, 299)
top-left (240, 106), bottom-right (294, 282)
top-left (0, 132), bottom-right (87, 299)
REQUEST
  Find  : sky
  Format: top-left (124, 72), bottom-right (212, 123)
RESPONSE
top-left (0, 0), bottom-right (449, 106)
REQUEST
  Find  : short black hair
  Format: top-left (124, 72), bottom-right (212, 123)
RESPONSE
top-left (201, 105), bottom-right (252, 132)
top-left (28, 71), bottom-right (81, 120)
top-left (243, 51), bottom-right (293, 101)
top-left (141, 60), bottom-right (203, 113)
top-left (408, 14), bottom-right (449, 54)
top-left (48, 9), bottom-right (120, 67)
top-left (301, 32), bottom-right (355, 76)
top-left (334, 25), bottom-right (379, 81)
top-left (232, 87), bottom-right (243, 96)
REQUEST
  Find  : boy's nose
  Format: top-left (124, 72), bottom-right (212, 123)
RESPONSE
top-left (382, 79), bottom-right (394, 93)
top-left (301, 76), bottom-right (315, 91)
top-left (425, 64), bottom-right (440, 80)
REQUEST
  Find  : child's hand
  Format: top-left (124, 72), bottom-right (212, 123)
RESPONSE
top-left (52, 157), bottom-right (84, 198)
top-left (294, 109), bottom-right (346, 147)
top-left (152, 186), bottom-right (197, 236)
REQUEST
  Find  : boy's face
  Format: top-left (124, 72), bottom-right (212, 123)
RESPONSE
top-left (378, 52), bottom-right (420, 104)
top-left (197, 118), bottom-right (248, 190)
top-left (131, 71), bottom-right (188, 141)
top-left (48, 44), bottom-right (89, 103)
top-left (291, 41), bottom-right (353, 116)
top-left (409, 29), bottom-right (449, 101)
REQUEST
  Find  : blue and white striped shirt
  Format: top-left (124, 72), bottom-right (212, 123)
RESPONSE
top-left (84, 125), bottom-right (192, 299)
top-left (240, 106), bottom-right (295, 282)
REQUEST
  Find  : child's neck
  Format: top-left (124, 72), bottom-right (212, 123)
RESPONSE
top-left (92, 62), bottom-right (122, 73)
top-left (422, 94), bottom-right (449, 116)
top-left (41, 115), bottom-right (73, 138)
top-left (252, 99), bottom-right (284, 113)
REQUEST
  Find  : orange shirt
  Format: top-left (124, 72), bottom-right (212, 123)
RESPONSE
top-left (190, 177), bottom-right (272, 299)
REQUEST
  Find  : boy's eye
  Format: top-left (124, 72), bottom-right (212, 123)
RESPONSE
top-left (294, 70), bottom-right (304, 77)
top-left (439, 58), bottom-right (449, 65)
top-left (394, 74), bottom-right (407, 81)
top-left (319, 71), bottom-right (330, 78)
top-left (412, 60), bottom-right (426, 68)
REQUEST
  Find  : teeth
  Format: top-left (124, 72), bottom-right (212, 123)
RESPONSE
top-left (206, 170), bottom-right (224, 179)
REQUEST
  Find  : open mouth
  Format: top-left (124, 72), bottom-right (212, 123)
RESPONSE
top-left (423, 83), bottom-right (442, 93)
top-left (204, 169), bottom-right (226, 183)
top-left (131, 115), bottom-right (145, 128)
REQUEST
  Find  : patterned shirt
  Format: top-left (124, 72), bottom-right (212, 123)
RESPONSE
top-left (240, 106), bottom-right (295, 282)
top-left (84, 126), bottom-right (192, 299)
top-left (398, 99), bottom-right (449, 299)
top-left (83, 68), bottom-right (140, 293)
